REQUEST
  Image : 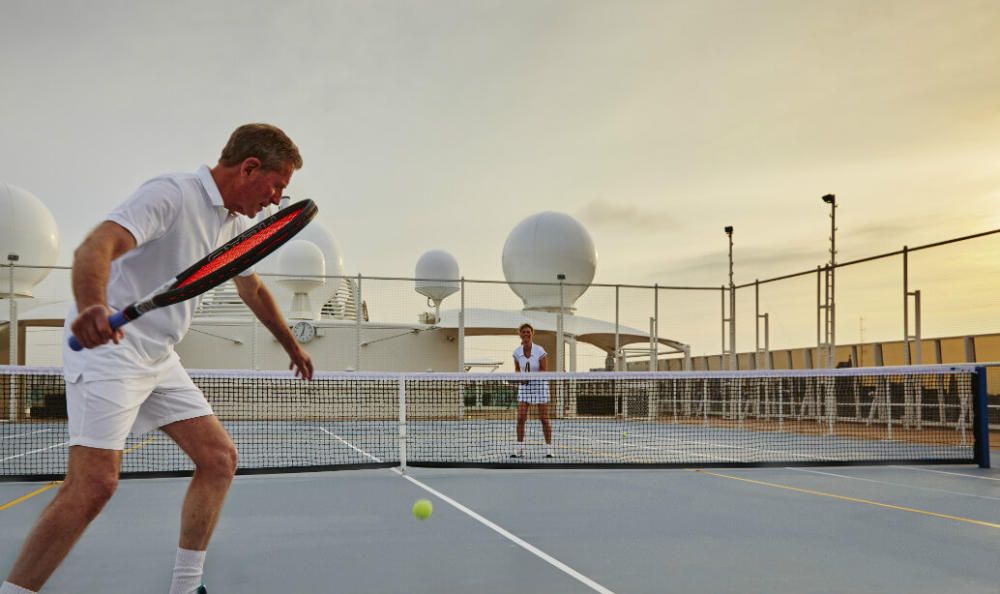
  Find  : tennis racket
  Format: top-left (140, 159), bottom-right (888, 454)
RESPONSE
top-left (69, 199), bottom-right (319, 351)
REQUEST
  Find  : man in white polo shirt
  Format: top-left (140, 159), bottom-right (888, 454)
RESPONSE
top-left (2, 124), bottom-right (313, 594)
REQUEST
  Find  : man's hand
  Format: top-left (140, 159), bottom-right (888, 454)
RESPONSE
top-left (288, 344), bottom-right (314, 380)
top-left (70, 304), bottom-right (124, 349)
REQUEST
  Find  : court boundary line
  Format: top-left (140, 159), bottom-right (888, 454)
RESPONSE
top-left (1, 441), bottom-right (69, 463)
top-left (321, 427), bottom-right (617, 594)
top-left (786, 467), bottom-right (1000, 501)
top-left (0, 481), bottom-right (61, 511)
top-left (2, 429), bottom-right (54, 440)
top-left (0, 436), bottom-right (159, 510)
top-left (889, 466), bottom-right (1000, 481)
top-left (397, 472), bottom-right (616, 594)
top-left (697, 470), bottom-right (1000, 529)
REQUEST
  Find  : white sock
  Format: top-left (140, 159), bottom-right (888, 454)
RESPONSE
top-left (169, 547), bottom-right (207, 594)
top-left (0, 582), bottom-right (37, 594)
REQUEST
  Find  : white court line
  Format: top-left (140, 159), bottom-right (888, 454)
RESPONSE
top-left (321, 427), bottom-right (616, 594)
top-left (889, 466), bottom-right (1000, 482)
top-left (2, 429), bottom-right (53, 439)
top-left (787, 467), bottom-right (1000, 501)
top-left (1, 441), bottom-right (69, 463)
top-left (397, 471), bottom-right (616, 594)
top-left (318, 427), bottom-right (383, 463)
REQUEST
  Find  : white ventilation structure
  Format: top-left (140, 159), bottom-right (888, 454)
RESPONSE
top-left (195, 281), bottom-right (251, 318)
top-left (321, 278), bottom-right (360, 320)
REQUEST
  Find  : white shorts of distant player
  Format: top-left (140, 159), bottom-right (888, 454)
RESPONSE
top-left (517, 380), bottom-right (550, 405)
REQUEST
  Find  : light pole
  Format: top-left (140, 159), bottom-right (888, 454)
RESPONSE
top-left (821, 194), bottom-right (836, 368)
top-left (724, 226), bottom-right (735, 370)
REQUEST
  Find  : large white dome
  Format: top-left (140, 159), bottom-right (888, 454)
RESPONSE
top-left (0, 183), bottom-right (59, 297)
top-left (502, 212), bottom-right (597, 311)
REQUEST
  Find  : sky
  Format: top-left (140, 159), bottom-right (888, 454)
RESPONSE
top-left (2, 0), bottom-right (1000, 358)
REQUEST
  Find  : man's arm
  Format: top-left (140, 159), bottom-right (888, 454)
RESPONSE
top-left (70, 221), bottom-right (137, 349)
top-left (233, 273), bottom-right (314, 379)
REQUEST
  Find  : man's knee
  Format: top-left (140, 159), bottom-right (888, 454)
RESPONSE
top-left (195, 443), bottom-right (238, 479)
top-left (63, 474), bottom-right (119, 518)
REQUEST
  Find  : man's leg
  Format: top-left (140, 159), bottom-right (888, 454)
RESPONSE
top-left (4, 447), bottom-right (121, 591)
top-left (160, 415), bottom-right (238, 550)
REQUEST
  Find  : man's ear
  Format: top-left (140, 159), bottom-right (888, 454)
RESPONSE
top-left (240, 157), bottom-right (262, 176)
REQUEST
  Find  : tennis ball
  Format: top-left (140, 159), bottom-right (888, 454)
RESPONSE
top-left (622, 431), bottom-right (628, 438)
top-left (412, 498), bottom-right (433, 520)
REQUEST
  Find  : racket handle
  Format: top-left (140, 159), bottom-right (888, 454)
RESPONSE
top-left (68, 310), bottom-right (129, 351)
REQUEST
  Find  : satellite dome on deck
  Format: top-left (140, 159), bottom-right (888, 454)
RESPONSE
top-left (277, 240), bottom-right (326, 319)
top-left (0, 183), bottom-right (59, 297)
top-left (415, 250), bottom-right (460, 305)
top-left (502, 212), bottom-right (597, 312)
top-left (257, 215), bottom-right (345, 319)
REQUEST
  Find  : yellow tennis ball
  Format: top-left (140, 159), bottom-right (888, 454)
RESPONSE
top-left (412, 498), bottom-right (433, 520)
top-left (622, 431), bottom-right (628, 438)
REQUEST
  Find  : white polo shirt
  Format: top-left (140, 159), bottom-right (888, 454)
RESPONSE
top-left (64, 165), bottom-right (255, 381)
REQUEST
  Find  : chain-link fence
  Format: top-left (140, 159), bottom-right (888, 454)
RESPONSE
top-left (3, 228), bottom-right (1000, 382)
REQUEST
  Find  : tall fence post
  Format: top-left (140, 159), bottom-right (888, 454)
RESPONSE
top-left (903, 246), bottom-right (910, 365)
top-left (720, 286), bottom-right (727, 370)
top-left (653, 283), bottom-right (659, 369)
top-left (557, 274), bottom-right (565, 372)
top-left (7, 255), bottom-right (18, 368)
top-left (354, 273), bottom-right (362, 371)
top-left (614, 285), bottom-right (620, 371)
top-left (7, 257), bottom-right (18, 421)
top-left (458, 277), bottom-right (465, 372)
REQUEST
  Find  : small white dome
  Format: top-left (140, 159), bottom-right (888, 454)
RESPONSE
top-left (276, 240), bottom-right (326, 292)
top-left (0, 183), bottom-right (59, 297)
top-left (415, 250), bottom-right (460, 302)
top-left (502, 212), bottom-right (597, 311)
top-left (257, 212), bottom-right (345, 318)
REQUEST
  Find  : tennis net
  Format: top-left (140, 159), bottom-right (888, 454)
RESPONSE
top-left (1, 365), bottom-right (991, 480)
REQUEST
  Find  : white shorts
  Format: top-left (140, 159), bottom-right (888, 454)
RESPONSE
top-left (517, 381), bottom-right (550, 405)
top-left (66, 361), bottom-right (213, 450)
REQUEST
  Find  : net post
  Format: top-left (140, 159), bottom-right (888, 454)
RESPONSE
top-left (973, 366), bottom-right (991, 468)
top-left (399, 377), bottom-right (407, 473)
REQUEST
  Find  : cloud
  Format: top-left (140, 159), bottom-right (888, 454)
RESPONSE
top-left (638, 236), bottom-right (838, 286)
top-left (577, 200), bottom-right (676, 232)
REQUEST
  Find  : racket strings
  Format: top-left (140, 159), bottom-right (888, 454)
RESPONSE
top-left (176, 209), bottom-right (301, 288)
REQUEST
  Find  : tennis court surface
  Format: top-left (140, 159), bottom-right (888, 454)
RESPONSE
top-left (2, 365), bottom-right (996, 592)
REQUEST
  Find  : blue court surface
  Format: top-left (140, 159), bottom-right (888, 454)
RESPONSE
top-left (2, 458), bottom-right (998, 593)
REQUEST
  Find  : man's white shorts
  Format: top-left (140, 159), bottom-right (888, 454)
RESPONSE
top-left (66, 361), bottom-right (213, 450)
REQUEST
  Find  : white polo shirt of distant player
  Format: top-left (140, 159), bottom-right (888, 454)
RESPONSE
top-left (513, 343), bottom-right (547, 372)
top-left (64, 165), bottom-right (255, 381)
